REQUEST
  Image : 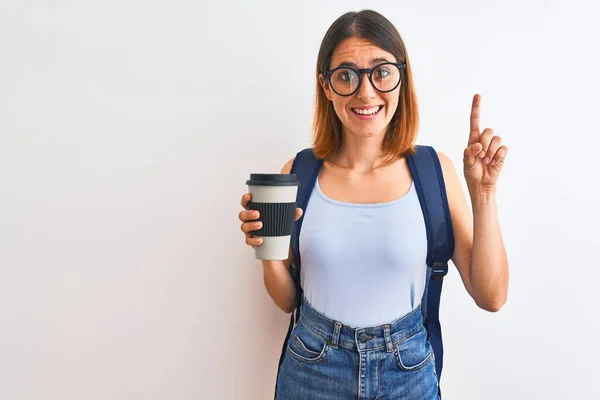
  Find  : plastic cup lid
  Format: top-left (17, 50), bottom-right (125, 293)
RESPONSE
top-left (246, 173), bottom-right (300, 187)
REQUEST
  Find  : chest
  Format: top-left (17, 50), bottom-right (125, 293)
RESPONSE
top-left (300, 175), bottom-right (427, 269)
top-left (317, 159), bottom-right (413, 204)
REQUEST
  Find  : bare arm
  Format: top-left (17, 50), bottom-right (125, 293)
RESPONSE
top-left (435, 95), bottom-right (510, 312)
top-left (439, 152), bottom-right (509, 312)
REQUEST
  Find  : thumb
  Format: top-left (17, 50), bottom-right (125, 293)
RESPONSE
top-left (464, 142), bottom-right (482, 165)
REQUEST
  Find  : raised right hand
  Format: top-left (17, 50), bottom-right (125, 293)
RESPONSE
top-left (239, 193), bottom-right (303, 248)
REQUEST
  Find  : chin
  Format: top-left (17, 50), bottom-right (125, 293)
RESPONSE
top-left (352, 126), bottom-right (388, 137)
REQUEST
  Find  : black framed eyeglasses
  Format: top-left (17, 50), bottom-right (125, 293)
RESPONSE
top-left (323, 62), bottom-right (406, 96)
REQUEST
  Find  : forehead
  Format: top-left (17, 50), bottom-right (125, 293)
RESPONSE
top-left (330, 37), bottom-right (397, 68)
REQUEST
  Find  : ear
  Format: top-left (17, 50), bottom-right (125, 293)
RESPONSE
top-left (318, 74), bottom-right (333, 101)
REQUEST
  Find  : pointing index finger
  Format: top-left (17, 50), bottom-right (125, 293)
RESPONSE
top-left (469, 94), bottom-right (481, 145)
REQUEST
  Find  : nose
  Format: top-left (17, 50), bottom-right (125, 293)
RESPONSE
top-left (356, 72), bottom-right (377, 100)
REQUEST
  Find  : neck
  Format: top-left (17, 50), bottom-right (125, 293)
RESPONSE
top-left (331, 131), bottom-right (391, 172)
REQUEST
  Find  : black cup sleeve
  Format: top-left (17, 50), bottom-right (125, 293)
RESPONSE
top-left (247, 201), bottom-right (296, 237)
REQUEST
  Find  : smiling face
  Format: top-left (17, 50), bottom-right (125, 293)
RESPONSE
top-left (319, 36), bottom-right (401, 139)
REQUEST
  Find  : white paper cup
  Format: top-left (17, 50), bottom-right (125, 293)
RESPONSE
top-left (246, 173), bottom-right (300, 261)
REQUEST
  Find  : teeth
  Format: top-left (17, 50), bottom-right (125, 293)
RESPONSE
top-left (352, 106), bottom-right (381, 115)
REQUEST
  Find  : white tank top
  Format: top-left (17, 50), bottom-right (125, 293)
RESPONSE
top-left (299, 177), bottom-right (428, 328)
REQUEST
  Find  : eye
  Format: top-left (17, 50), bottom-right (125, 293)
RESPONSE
top-left (339, 71), bottom-right (355, 82)
top-left (375, 68), bottom-right (391, 79)
top-left (332, 68), bottom-right (357, 84)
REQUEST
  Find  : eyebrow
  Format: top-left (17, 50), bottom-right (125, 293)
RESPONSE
top-left (335, 57), bottom-right (392, 69)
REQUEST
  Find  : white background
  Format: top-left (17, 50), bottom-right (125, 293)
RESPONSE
top-left (1, 1), bottom-right (599, 399)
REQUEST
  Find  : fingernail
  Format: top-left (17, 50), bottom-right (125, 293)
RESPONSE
top-left (484, 157), bottom-right (490, 164)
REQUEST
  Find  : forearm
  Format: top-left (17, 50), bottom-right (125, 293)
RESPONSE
top-left (262, 260), bottom-right (296, 314)
top-left (469, 188), bottom-right (509, 311)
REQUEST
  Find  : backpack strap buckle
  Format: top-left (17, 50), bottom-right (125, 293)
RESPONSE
top-left (431, 261), bottom-right (448, 281)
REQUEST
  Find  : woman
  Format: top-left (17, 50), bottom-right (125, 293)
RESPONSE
top-left (239, 9), bottom-right (508, 400)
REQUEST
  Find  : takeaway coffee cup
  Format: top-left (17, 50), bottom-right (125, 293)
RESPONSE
top-left (245, 173), bottom-right (300, 261)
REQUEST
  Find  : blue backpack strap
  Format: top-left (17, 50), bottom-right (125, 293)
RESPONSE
top-left (407, 145), bottom-right (455, 396)
top-left (274, 148), bottom-right (323, 399)
top-left (289, 148), bottom-right (324, 314)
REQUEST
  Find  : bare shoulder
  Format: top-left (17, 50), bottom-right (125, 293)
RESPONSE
top-left (436, 150), bottom-right (460, 184)
top-left (436, 150), bottom-right (454, 171)
top-left (435, 150), bottom-right (463, 203)
top-left (281, 157), bottom-right (295, 174)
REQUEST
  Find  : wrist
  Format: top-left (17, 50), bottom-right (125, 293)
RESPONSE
top-left (468, 184), bottom-right (497, 204)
